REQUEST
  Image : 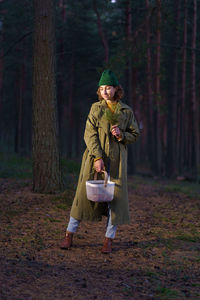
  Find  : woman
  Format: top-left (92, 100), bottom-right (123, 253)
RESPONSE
top-left (60, 70), bottom-right (140, 253)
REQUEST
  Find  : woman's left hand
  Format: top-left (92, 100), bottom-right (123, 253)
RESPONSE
top-left (111, 125), bottom-right (121, 138)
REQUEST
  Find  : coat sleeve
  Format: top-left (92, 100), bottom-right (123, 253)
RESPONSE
top-left (120, 110), bottom-right (140, 145)
top-left (84, 105), bottom-right (103, 158)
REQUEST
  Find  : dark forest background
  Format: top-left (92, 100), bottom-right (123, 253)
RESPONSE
top-left (0, 0), bottom-right (200, 182)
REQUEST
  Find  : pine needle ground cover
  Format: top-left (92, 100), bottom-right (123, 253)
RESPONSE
top-left (0, 175), bottom-right (200, 299)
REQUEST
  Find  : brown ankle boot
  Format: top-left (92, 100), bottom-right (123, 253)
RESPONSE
top-left (101, 237), bottom-right (112, 254)
top-left (60, 232), bottom-right (73, 249)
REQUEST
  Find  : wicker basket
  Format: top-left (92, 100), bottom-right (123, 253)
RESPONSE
top-left (86, 171), bottom-right (115, 202)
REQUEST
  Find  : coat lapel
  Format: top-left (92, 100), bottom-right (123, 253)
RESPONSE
top-left (96, 100), bottom-right (111, 137)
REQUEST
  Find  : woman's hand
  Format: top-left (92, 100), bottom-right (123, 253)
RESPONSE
top-left (94, 159), bottom-right (105, 173)
top-left (111, 125), bottom-right (121, 138)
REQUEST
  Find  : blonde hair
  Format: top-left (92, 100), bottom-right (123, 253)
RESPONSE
top-left (96, 85), bottom-right (124, 101)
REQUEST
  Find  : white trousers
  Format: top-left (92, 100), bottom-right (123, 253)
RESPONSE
top-left (67, 208), bottom-right (117, 239)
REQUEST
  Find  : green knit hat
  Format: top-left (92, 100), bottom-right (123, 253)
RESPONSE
top-left (98, 69), bottom-right (119, 86)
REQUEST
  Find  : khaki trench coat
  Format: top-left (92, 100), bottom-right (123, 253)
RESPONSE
top-left (70, 100), bottom-right (139, 225)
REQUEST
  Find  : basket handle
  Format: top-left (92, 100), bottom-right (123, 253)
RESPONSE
top-left (94, 170), bottom-right (108, 187)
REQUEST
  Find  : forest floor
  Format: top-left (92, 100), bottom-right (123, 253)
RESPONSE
top-left (0, 176), bottom-right (200, 300)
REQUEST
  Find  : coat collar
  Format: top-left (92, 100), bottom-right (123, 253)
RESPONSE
top-left (97, 99), bottom-right (129, 110)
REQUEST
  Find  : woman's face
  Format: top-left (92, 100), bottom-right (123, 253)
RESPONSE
top-left (99, 85), bottom-right (116, 101)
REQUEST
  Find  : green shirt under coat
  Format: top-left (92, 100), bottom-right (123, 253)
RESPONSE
top-left (70, 99), bottom-right (140, 225)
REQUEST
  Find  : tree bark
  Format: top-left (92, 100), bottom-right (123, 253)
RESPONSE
top-left (57, 0), bottom-right (67, 156)
top-left (125, 0), bottom-right (136, 174)
top-left (93, 0), bottom-right (109, 64)
top-left (145, 0), bottom-right (154, 172)
top-left (14, 64), bottom-right (24, 154)
top-left (153, 0), bottom-right (161, 175)
top-left (0, 10), bottom-right (4, 142)
top-left (75, 108), bottom-right (81, 158)
top-left (0, 48), bottom-right (3, 139)
top-left (67, 53), bottom-right (74, 158)
top-left (178, 0), bottom-right (187, 175)
top-left (32, 0), bottom-right (62, 193)
top-left (191, 0), bottom-right (199, 180)
top-left (166, 0), bottom-right (180, 177)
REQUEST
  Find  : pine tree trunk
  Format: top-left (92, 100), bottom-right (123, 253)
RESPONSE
top-left (0, 9), bottom-right (4, 142)
top-left (0, 48), bottom-right (3, 140)
top-left (32, 0), bottom-right (62, 193)
top-left (191, 0), bottom-right (199, 180)
top-left (17, 64), bottom-right (24, 154)
top-left (166, 0), bottom-right (180, 177)
top-left (93, 0), bottom-right (109, 64)
top-left (67, 54), bottom-right (74, 158)
top-left (126, 0), bottom-right (132, 108)
top-left (15, 57), bottom-right (26, 155)
top-left (178, 0), bottom-right (187, 175)
top-left (125, 0), bottom-right (136, 174)
top-left (153, 0), bottom-right (161, 175)
top-left (57, 0), bottom-right (67, 156)
top-left (14, 66), bottom-right (22, 154)
top-left (145, 0), bottom-right (154, 172)
top-left (75, 109), bottom-right (81, 158)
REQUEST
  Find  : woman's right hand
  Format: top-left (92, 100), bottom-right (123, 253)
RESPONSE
top-left (94, 159), bottom-right (105, 172)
